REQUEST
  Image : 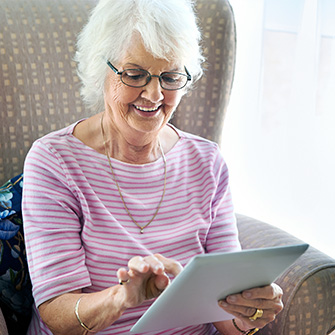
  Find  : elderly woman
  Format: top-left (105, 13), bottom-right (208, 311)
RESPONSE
top-left (22, 0), bottom-right (283, 334)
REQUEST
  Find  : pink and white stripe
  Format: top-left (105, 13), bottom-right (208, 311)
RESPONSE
top-left (22, 122), bottom-right (240, 334)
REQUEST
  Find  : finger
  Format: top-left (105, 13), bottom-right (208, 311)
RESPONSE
top-left (233, 312), bottom-right (271, 330)
top-left (154, 273), bottom-right (171, 291)
top-left (128, 256), bottom-right (148, 273)
top-left (242, 283), bottom-right (283, 300)
top-left (127, 255), bottom-right (159, 274)
top-left (154, 254), bottom-right (183, 276)
top-left (218, 302), bottom-right (275, 329)
top-left (225, 293), bottom-right (283, 313)
top-left (128, 255), bottom-right (166, 276)
top-left (219, 300), bottom-right (258, 319)
top-left (142, 255), bottom-right (165, 274)
top-left (116, 268), bottom-right (130, 283)
top-left (226, 283), bottom-right (283, 306)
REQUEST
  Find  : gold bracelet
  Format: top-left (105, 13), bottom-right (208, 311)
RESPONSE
top-left (232, 319), bottom-right (259, 335)
top-left (75, 296), bottom-right (95, 333)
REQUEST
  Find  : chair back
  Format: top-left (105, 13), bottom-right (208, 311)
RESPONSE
top-left (0, 0), bottom-right (236, 184)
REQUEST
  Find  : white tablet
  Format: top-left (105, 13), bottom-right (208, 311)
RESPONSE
top-left (130, 243), bottom-right (309, 334)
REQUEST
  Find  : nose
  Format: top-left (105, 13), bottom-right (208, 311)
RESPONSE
top-left (141, 76), bottom-right (164, 103)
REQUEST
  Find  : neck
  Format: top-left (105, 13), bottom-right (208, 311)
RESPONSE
top-left (100, 113), bottom-right (163, 164)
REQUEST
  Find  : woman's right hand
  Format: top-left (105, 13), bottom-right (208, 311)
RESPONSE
top-left (116, 253), bottom-right (183, 308)
top-left (37, 254), bottom-right (182, 334)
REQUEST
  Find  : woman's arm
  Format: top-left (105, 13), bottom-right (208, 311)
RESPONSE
top-left (39, 287), bottom-right (124, 335)
top-left (38, 254), bottom-right (182, 335)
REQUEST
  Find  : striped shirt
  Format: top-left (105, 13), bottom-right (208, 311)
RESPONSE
top-left (22, 121), bottom-right (241, 334)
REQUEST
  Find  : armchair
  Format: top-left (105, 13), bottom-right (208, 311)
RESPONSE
top-left (0, 0), bottom-right (334, 334)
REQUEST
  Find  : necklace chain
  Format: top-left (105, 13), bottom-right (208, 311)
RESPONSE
top-left (100, 113), bottom-right (167, 233)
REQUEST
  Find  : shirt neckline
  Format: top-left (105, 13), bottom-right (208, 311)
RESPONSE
top-left (68, 119), bottom-right (184, 167)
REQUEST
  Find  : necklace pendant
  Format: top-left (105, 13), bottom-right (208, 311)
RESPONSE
top-left (140, 228), bottom-right (144, 234)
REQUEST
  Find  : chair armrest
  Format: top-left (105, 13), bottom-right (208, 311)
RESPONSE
top-left (0, 308), bottom-right (8, 335)
top-left (236, 213), bottom-right (335, 335)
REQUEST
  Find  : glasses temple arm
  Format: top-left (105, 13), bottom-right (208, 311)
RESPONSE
top-left (184, 66), bottom-right (192, 81)
top-left (107, 61), bottom-right (121, 75)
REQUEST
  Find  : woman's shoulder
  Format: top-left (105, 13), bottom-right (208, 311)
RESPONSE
top-left (166, 124), bottom-right (224, 171)
top-left (32, 119), bottom-right (86, 150)
top-left (24, 120), bottom-right (92, 172)
top-left (168, 123), bottom-right (219, 151)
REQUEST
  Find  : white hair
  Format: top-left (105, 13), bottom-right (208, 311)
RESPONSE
top-left (75, 0), bottom-right (204, 112)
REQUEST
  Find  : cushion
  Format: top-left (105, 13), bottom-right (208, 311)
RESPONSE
top-left (0, 174), bottom-right (32, 334)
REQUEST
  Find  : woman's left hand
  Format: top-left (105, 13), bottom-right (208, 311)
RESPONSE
top-left (218, 283), bottom-right (283, 330)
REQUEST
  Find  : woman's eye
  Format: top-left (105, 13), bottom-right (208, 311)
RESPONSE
top-left (162, 74), bottom-right (179, 83)
top-left (124, 70), bottom-right (146, 81)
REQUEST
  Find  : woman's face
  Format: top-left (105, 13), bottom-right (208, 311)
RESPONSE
top-left (104, 40), bottom-right (186, 142)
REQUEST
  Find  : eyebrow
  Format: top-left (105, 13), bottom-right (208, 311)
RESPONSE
top-left (123, 63), bottom-right (142, 68)
top-left (123, 63), bottom-right (181, 72)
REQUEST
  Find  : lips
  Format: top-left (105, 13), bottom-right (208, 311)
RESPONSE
top-left (133, 105), bottom-right (161, 112)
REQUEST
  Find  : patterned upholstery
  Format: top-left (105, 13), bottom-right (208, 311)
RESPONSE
top-left (0, 0), bottom-right (334, 334)
top-left (173, 0), bottom-right (236, 143)
top-left (0, 0), bottom-right (236, 185)
top-left (238, 214), bottom-right (335, 335)
top-left (0, 0), bottom-right (97, 184)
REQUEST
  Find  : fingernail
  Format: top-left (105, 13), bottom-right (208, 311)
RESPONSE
top-left (244, 292), bottom-right (252, 298)
top-left (228, 295), bottom-right (237, 302)
top-left (219, 301), bottom-right (228, 307)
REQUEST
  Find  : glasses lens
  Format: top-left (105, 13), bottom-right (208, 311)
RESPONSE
top-left (161, 73), bottom-right (187, 90)
top-left (121, 69), bottom-right (149, 87)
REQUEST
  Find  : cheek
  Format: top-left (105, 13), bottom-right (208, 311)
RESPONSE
top-left (105, 79), bottom-right (138, 107)
top-left (165, 91), bottom-right (184, 109)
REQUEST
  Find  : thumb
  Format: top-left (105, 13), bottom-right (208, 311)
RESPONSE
top-left (145, 273), bottom-right (170, 300)
top-left (154, 273), bottom-right (170, 292)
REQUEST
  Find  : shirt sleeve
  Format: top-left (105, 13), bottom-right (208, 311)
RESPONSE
top-left (205, 147), bottom-right (241, 253)
top-left (22, 140), bottom-right (91, 307)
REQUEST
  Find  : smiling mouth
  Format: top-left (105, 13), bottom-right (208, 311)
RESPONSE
top-left (133, 105), bottom-right (161, 112)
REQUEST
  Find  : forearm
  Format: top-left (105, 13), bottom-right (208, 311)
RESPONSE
top-left (39, 287), bottom-right (126, 335)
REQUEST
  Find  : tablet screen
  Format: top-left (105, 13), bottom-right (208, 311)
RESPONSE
top-left (130, 243), bottom-right (308, 334)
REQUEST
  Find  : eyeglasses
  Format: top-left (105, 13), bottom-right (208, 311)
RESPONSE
top-left (107, 61), bottom-right (192, 91)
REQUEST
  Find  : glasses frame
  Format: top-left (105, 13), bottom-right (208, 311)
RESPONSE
top-left (107, 61), bottom-right (192, 91)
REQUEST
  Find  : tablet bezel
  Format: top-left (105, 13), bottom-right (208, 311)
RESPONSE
top-left (130, 243), bottom-right (309, 334)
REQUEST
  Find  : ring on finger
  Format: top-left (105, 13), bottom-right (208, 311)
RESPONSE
top-left (249, 308), bottom-right (263, 321)
top-left (119, 279), bottom-right (130, 285)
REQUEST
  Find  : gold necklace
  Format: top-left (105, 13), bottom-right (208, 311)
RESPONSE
top-left (100, 113), bottom-right (167, 233)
